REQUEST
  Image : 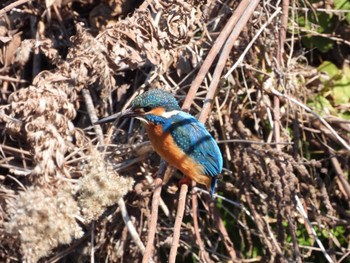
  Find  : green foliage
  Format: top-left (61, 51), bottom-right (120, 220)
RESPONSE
top-left (334, 0), bottom-right (350, 23)
top-left (284, 221), bottom-right (348, 262)
top-left (308, 95), bottom-right (336, 115)
top-left (308, 61), bottom-right (350, 116)
top-left (330, 65), bottom-right (350, 105)
top-left (295, 0), bottom-right (349, 53)
top-left (318, 61), bottom-right (350, 106)
top-left (296, 11), bottom-right (336, 52)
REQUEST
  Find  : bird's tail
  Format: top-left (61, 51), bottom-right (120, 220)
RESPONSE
top-left (209, 176), bottom-right (218, 197)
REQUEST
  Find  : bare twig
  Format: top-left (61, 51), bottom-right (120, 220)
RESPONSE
top-left (287, 215), bottom-right (302, 263)
top-left (277, 0), bottom-right (290, 68)
top-left (200, 0), bottom-right (260, 121)
top-left (193, 1), bottom-right (260, 261)
top-left (272, 0), bottom-right (290, 191)
top-left (82, 89), bottom-right (104, 142)
top-left (225, 8), bottom-right (281, 78)
top-left (145, 175), bottom-right (170, 217)
top-left (118, 198), bottom-right (146, 254)
top-left (296, 27), bottom-right (350, 46)
top-left (84, 89), bottom-right (147, 257)
top-left (275, 0), bottom-right (289, 151)
top-left (338, 250), bottom-right (350, 263)
top-left (90, 222), bottom-right (95, 263)
top-left (167, 0), bottom-right (261, 261)
top-left (182, 0), bottom-right (255, 110)
top-left (273, 95), bottom-right (282, 151)
top-left (209, 199), bottom-right (237, 260)
top-left (142, 176), bottom-right (164, 263)
top-left (192, 187), bottom-right (211, 262)
top-left (0, 0), bottom-right (31, 17)
top-left (194, 187), bottom-right (253, 218)
top-left (169, 184), bottom-right (188, 263)
top-left (218, 139), bottom-right (292, 145)
top-left (295, 195), bottom-right (334, 263)
top-left (330, 155), bottom-right (350, 200)
top-left (269, 87), bottom-right (350, 151)
top-left (0, 75), bottom-right (28, 83)
top-left (293, 7), bottom-right (350, 13)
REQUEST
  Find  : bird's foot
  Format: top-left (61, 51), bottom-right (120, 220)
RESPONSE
top-left (178, 177), bottom-right (192, 188)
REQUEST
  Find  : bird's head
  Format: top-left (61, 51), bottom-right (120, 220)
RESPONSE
top-left (131, 89), bottom-right (180, 113)
top-left (95, 89), bottom-right (180, 125)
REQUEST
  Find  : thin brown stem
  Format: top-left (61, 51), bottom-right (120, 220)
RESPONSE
top-left (88, 88), bottom-right (147, 257)
top-left (142, 161), bottom-right (171, 262)
top-left (199, 0), bottom-right (260, 123)
top-left (192, 187), bottom-right (211, 262)
top-left (169, 184), bottom-right (188, 263)
top-left (209, 199), bottom-right (237, 260)
top-left (142, 177), bottom-right (164, 263)
top-left (330, 155), bottom-right (350, 200)
top-left (275, 0), bottom-right (289, 151)
top-left (277, 0), bottom-right (290, 67)
top-left (167, 1), bottom-right (261, 261)
top-left (0, 0), bottom-right (31, 17)
top-left (182, 0), bottom-right (254, 111)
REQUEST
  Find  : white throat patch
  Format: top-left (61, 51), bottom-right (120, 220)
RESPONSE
top-left (161, 110), bottom-right (181, 118)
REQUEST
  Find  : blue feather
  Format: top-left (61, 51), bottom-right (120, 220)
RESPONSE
top-left (144, 111), bottom-right (222, 195)
top-left (162, 112), bottom-right (222, 195)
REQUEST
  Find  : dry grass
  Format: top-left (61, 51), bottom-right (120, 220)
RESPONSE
top-left (0, 0), bottom-right (349, 262)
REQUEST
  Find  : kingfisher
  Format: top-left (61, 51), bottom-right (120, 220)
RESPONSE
top-left (95, 89), bottom-right (223, 196)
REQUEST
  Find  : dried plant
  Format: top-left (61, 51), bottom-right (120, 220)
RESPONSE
top-left (77, 149), bottom-right (134, 221)
top-left (0, 0), bottom-right (349, 262)
top-left (4, 186), bottom-right (83, 262)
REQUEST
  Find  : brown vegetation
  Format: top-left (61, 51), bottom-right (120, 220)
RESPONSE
top-left (0, 0), bottom-right (349, 262)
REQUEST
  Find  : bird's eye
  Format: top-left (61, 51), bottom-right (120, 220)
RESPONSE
top-left (143, 106), bottom-right (152, 112)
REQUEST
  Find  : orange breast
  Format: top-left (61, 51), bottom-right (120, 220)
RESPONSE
top-left (145, 123), bottom-right (211, 189)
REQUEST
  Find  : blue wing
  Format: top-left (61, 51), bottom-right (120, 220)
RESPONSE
top-left (163, 112), bottom-right (223, 194)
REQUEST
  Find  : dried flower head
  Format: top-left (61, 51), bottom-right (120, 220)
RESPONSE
top-left (4, 186), bottom-right (84, 262)
top-left (77, 150), bottom-right (134, 221)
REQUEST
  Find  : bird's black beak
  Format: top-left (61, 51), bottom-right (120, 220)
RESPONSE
top-left (94, 108), bottom-right (138, 125)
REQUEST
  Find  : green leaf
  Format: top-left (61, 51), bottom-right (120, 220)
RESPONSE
top-left (322, 229), bottom-right (329, 238)
top-left (332, 81), bottom-right (350, 105)
top-left (318, 61), bottom-right (341, 79)
top-left (339, 112), bottom-right (350, 120)
top-left (302, 36), bottom-right (334, 53)
top-left (334, 0), bottom-right (350, 23)
top-left (329, 64), bottom-right (350, 105)
top-left (308, 95), bottom-right (336, 115)
top-left (296, 15), bottom-right (307, 28)
top-left (316, 12), bottom-right (335, 33)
